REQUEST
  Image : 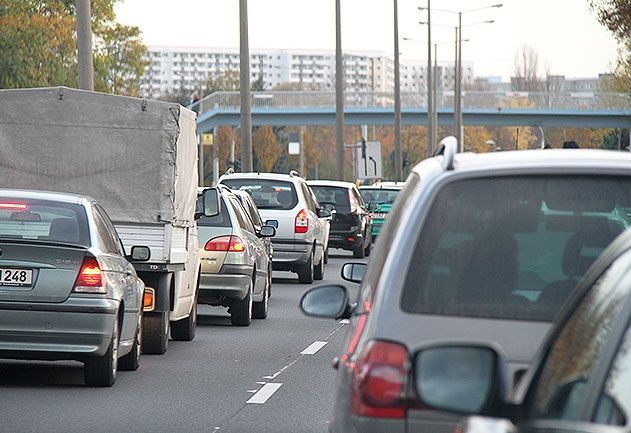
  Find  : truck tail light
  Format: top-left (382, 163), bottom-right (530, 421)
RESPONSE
top-left (73, 256), bottom-right (107, 294)
top-left (351, 339), bottom-right (409, 419)
top-left (295, 209), bottom-right (309, 234)
top-left (205, 235), bottom-right (245, 252)
top-left (143, 287), bottom-right (155, 312)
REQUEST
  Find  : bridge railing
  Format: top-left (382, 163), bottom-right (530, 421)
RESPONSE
top-left (193, 90), bottom-right (631, 115)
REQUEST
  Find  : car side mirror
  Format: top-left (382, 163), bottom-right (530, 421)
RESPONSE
top-left (258, 225), bottom-right (276, 238)
top-left (341, 262), bottom-right (367, 283)
top-left (265, 219), bottom-right (279, 229)
top-left (198, 188), bottom-right (221, 218)
top-left (413, 345), bottom-right (504, 414)
top-left (318, 208), bottom-right (332, 218)
top-left (129, 245), bottom-right (151, 262)
top-left (300, 285), bottom-right (352, 319)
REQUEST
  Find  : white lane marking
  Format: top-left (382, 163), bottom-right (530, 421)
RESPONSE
top-left (339, 319), bottom-right (350, 324)
top-left (247, 390), bottom-right (258, 393)
top-left (301, 341), bottom-right (328, 355)
top-left (246, 383), bottom-right (283, 404)
top-left (255, 381), bottom-right (267, 385)
top-left (263, 358), bottom-right (300, 380)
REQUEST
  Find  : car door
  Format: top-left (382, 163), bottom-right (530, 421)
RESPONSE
top-left (515, 249), bottom-right (631, 433)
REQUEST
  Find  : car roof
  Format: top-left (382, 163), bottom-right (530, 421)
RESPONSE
top-left (360, 184), bottom-right (403, 190)
top-left (0, 188), bottom-right (89, 205)
top-left (219, 172), bottom-right (304, 183)
top-left (307, 180), bottom-right (356, 189)
top-left (415, 149), bottom-right (631, 176)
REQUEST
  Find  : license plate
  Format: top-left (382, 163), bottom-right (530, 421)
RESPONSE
top-left (371, 213), bottom-right (388, 219)
top-left (0, 268), bottom-right (33, 287)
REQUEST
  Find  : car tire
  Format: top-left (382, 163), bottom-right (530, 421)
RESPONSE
top-left (353, 243), bottom-right (365, 259)
top-left (84, 313), bottom-right (118, 387)
top-left (171, 301), bottom-right (197, 341)
top-left (119, 312), bottom-right (142, 371)
top-left (314, 251), bottom-right (324, 280)
top-left (252, 276), bottom-right (269, 320)
top-left (231, 285), bottom-right (252, 326)
top-left (324, 247), bottom-right (329, 264)
top-left (297, 250), bottom-right (314, 284)
top-left (141, 311), bottom-right (169, 355)
top-left (267, 263), bottom-right (273, 298)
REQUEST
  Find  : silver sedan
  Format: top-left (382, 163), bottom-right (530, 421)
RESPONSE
top-left (0, 190), bottom-right (147, 386)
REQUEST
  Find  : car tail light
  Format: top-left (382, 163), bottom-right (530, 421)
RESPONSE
top-left (349, 190), bottom-right (358, 213)
top-left (0, 201), bottom-right (28, 211)
top-left (73, 256), bottom-right (107, 294)
top-left (352, 339), bottom-right (409, 418)
top-left (204, 235), bottom-right (245, 252)
top-left (143, 287), bottom-right (155, 312)
top-left (295, 209), bottom-right (309, 234)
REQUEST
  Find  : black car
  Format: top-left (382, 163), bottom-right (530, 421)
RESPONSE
top-left (307, 180), bottom-right (372, 258)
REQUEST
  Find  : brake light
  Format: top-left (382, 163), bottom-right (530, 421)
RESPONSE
top-left (73, 256), bottom-right (106, 294)
top-left (143, 287), bottom-right (155, 312)
top-left (204, 235), bottom-right (245, 252)
top-left (352, 340), bottom-right (409, 418)
top-left (0, 201), bottom-right (28, 210)
top-left (295, 209), bottom-right (309, 234)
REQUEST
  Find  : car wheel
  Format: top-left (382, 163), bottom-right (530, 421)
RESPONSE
top-left (267, 263), bottom-right (273, 298)
top-left (119, 312), bottom-right (142, 371)
top-left (353, 243), bottom-right (365, 259)
top-left (171, 301), bottom-right (197, 341)
top-left (231, 285), bottom-right (252, 326)
top-left (252, 276), bottom-right (269, 320)
top-left (298, 250), bottom-right (314, 284)
top-left (314, 251), bottom-right (325, 280)
top-left (324, 247), bottom-right (329, 264)
top-left (84, 313), bottom-right (119, 387)
top-left (141, 311), bottom-right (169, 355)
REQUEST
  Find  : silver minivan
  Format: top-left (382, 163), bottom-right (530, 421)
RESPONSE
top-left (301, 140), bottom-right (631, 433)
top-left (219, 171), bottom-right (330, 284)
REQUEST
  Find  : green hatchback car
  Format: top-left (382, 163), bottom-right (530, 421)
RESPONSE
top-left (359, 182), bottom-right (404, 239)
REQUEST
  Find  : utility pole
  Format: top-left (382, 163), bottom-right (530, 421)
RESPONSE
top-left (432, 43), bottom-right (438, 151)
top-left (239, 0), bottom-right (253, 172)
top-left (426, 0), bottom-right (434, 157)
top-left (393, 0), bottom-right (402, 181)
top-left (76, 0), bottom-right (94, 91)
top-left (454, 26), bottom-right (458, 143)
top-left (456, 12), bottom-right (464, 151)
top-left (335, 0), bottom-right (345, 180)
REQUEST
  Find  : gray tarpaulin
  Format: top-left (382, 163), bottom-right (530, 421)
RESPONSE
top-left (0, 87), bottom-right (198, 227)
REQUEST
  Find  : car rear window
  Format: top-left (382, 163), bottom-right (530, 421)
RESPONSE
top-left (220, 179), bottom-right (298, 210)
top-left (0, 198), bottom-right (90, 246)
top-left (196, 196), bottom-right (232, 227)
top-left (360, 188), bottom-right (400, 205)
top-left (401, 176), bottom-right (631, 322)
top-left (310, 186), bottom-right (351, 213)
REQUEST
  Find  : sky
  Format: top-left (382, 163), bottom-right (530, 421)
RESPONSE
top-left (114, 0), bottom-right (620, 81)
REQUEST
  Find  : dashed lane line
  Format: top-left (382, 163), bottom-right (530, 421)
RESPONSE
top-left (246, 383), bottom-right (283, 404)
top-left (301, 341), bottom-right (328, 355)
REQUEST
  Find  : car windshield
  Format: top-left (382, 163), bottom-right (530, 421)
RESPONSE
top-left (310, 186), bottom-right (351, 213)
top-left (0, 198), bottom-right (90, 247)
top-left (360, 188), bottom-right (400, 205)
top-left (220, 179), bottom-right (298, 210)
top-left (401, 175), bottom-right (631, 322)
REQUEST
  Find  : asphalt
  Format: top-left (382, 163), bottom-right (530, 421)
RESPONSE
top-left (0, 250), bottom-right (364, 433)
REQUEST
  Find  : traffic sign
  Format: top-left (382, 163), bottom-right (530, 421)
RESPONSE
top-left (202, 133), bottom-right (213, 145)
top-left (357, 140), bottom-right (382, 179)
top-left (288, 132), bottom-right (301, 155)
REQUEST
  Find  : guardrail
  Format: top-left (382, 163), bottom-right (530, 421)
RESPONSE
top-left (192, 90), bottom-right (631, 116)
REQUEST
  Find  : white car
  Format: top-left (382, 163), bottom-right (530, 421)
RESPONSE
top-left (219, 171), bottom-right (330, 284)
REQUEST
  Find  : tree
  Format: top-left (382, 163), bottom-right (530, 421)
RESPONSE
top-left (590, 0), bottom-right (631, 91)
top-left (0, 0), bottom-right (147, 95)
top-left (512, 45), bottom-right (542, 91)
top-left (253, 126), bottom-right (281, 172)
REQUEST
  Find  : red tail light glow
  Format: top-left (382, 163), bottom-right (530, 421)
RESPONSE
top-left (295, 209), bottom-right (309, 234)
top-left (205, 235), bottom-right (245, 252)
top-left (352, 339), bottom-right (409, 419)
top-left (0, 202), bottom-right (28, 211)
top-left (73, 256), bottom-right (106, 294)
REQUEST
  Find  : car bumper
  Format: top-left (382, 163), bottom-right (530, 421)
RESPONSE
top-left (328, 228), bottom-right (363, 250)
top-left (0, 297), bottom-right (118, 360)
top-left (271, 239), bottom-right (312, 269)
top-left (199, 272), bottom-right (251, 301)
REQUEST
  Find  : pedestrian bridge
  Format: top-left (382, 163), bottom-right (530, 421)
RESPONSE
top-left (193, 90), bottom-right (631, 133)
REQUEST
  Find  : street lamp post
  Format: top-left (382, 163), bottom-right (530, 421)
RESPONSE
top-left (394, 0), bottom-right (403, 181)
